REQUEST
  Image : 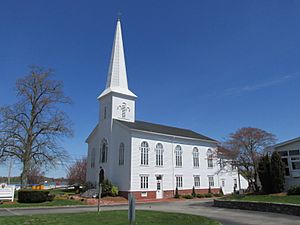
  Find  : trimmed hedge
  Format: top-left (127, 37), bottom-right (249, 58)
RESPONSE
top-left (287, 186), bottom-right (300, 195)
top-left (18, 190), bottom-right (55, 203)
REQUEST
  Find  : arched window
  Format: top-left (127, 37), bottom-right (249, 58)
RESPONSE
top-left (193, 147), bottom-right (199, 168)
top-left (175, 145), bottom-right (182, 167)
top-left (140, 141), bottom-right (149, 165)
top-left (119, 143), bottom-right (125, 165)
top-left (207, 149), bottom-right (213, 168)
top-left (104, 107), bottom-right (107, 119)
top-left (91, 148), bottom-right (95, 168)
top-left (100, 139), bottom-right (108, 163)
top-left (155, 143), bottom-right (164, 166)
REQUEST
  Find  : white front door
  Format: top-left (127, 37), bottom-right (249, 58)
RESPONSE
top-left (156, 176), bottom-right (163, 199)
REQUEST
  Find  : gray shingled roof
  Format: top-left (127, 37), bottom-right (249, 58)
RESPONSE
top-left (117, 120), bottom-right (217, 142)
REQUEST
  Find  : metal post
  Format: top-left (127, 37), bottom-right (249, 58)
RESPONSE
top-left (97, 167), bottom-right (103, 214)
top-left (128, 193), bottom-right (136, 225)
top-left (97, 183), bottom-right (102, 214)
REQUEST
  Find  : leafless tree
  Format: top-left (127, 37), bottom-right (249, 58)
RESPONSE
top-left (67, 157), bottom-right (87, 185)
top-left (223, 127), bottom-right (276, 192)
top-left (27, 164), bottom-right (45, 185)
top-left (0, 66), bottom-right (73, 188)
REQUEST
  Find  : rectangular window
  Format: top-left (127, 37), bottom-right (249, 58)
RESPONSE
top-left (140, 175), bottom-right (149, 189)
top-left (289, 150), bottom-right (300, 156)
top-left (176, 152), bottom-right (182, 167)
top-left (282, 158), bottom-right (288, 166)
top-left (220, 159), bottom-right (225, 169)
top-left (141, 147), bottom-right (149, 165)
top-left (290, 153), bottom-right (300, 171)
top-left (194, 176), bottom-right (200, 187)
top-left (156, 149), bottom-right (163, 166)
top-left (292, 162), bottom-right (300, 170)
top-left (208, 176), bottom-right (214, 187)
top-left (176, 176), bottom-right (183, 188)
top-left (193, 156), bottom-right (199, 167)
top-left (208, 158), bottom-right (213, 168)
top-left (221, 179), bottom-right (225, 187)
top-left (231, 163), bottom-right (237, 170)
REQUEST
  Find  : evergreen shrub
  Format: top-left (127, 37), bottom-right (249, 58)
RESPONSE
top-left (287, 186), bottom-right (300, 195)
top-left (18, 190), bottom-right (54, 203)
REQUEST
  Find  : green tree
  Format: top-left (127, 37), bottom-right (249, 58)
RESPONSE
top-left (271, 151), bottom-right (285, 193)
top-left (258, 154), bottom-right (272, 193)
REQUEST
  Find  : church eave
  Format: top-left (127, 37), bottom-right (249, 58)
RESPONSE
top-left (98, 87), bottom-right (137, 99)
top-left (85, 124), bottom-right (99, 143)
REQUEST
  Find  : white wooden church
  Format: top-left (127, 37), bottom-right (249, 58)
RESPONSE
top-left (86, 19), bottom-right (247, 199)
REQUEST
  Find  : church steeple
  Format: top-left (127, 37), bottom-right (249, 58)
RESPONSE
top-left (98, 19), bottom-right (136, 123)
top-left (98, 19), bottom-right (136, 99)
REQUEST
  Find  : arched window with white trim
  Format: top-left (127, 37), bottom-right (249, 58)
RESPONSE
top-left (207, 149), bottom-right (213, 168)
top-left (140, 141), bottom-right (149, 165)
top-left (91, 148), bottom-right (95, 168)
top-left (119, 143), bottom-right (125, 165)
top-left (155, 143), bottom-right (164, 166)
top-left (193, 147), bottom-right (199, 168)
top-left (175, 145), bottom-right (182, 167)
top-left (100, 139), bottom-right (108, 163)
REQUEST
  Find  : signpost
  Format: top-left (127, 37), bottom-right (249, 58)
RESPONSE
top-left (128, 193), bottom-right (136, 225)
top-left (0, 183), bottom-right (15, 202)
top-left (97, 167), bottom-right (104, 214)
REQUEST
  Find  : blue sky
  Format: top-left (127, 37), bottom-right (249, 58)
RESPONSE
top-left (0, 1), bottom-right (300, 178)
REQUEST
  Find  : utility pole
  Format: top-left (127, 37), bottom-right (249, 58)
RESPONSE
top-left (7, 158), bottom-right (13, 185)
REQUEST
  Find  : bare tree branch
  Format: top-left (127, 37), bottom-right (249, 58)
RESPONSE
top-left (220, 127), bottom-right (276, 192)
top-left (0, 66), bottom-right (73, 187)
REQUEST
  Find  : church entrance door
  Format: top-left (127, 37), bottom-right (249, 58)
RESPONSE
top-left (156, 175), bottom-right (163, 199)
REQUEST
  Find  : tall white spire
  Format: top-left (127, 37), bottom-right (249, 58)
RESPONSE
top-left (98, 19), bottom-right (136, 99)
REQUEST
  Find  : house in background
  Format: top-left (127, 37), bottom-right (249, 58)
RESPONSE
top-left (273, 137), bottom-right (300, 190)
top-left (86, 19), bottom-right (248, 199)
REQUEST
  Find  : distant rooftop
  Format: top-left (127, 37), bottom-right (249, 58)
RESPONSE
top-left (274, 136), bottom-right (300, 148)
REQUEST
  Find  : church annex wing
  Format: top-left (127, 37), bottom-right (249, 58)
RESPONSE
top-left (116, 120), bottom-right (218, 143)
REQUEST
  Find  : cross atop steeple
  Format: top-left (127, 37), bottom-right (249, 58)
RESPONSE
top-left (98, 19), bottom-right (136, 99)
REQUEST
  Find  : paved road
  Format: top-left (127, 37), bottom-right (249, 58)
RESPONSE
top-left (0, 200), bottom-right (299, 225)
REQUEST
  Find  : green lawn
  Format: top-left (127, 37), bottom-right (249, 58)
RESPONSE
top-left (49, 188), bottom-right (76, 196)
top-left (0, 210), bottom-right (220, 225)
top-left (0, 188), bottom-right (82, 208)
top-left (224, 194), bottom-right (300, 205)
top-left (0, 199), bottom-right (85, 208)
